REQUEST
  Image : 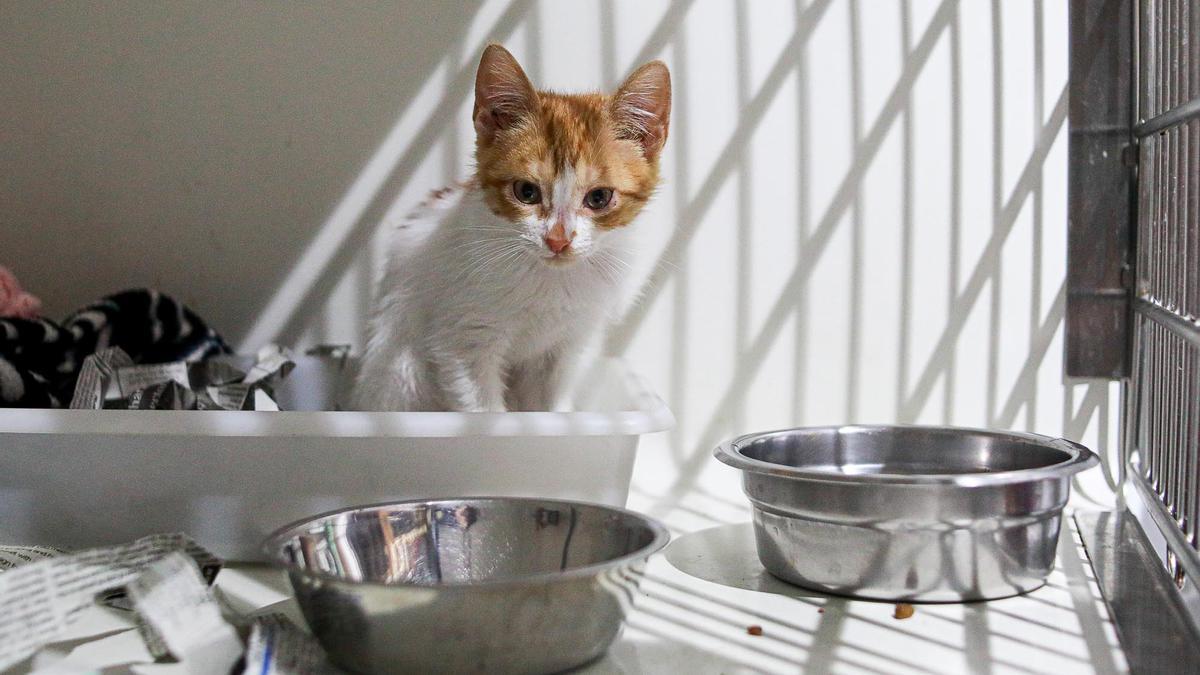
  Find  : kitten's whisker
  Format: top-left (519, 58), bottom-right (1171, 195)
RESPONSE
top-left (497, 254), bottom-right (525, 280)
top-left (460, 244), bottom-right (503, 256)
top-left (595, 246), bottom-right (641, 267)
top-left (460, 237), bottom-right (519, 249)
top-left (459, 229), bottom-right (516, 236)
top-left (593, 252), bottom-right (634, 278)
top-left (607, 245), bottom-right (677, 273)
top-left (462, 252), bottom-right (513, 285)
top-left (588, 255), bottom-right (621, 285)
top-left (453, 241), bottom-right (522, 286)
top-left (600, 253), bottom-right (633, 271)
top-left (462, 243), bottom-right (529, 287)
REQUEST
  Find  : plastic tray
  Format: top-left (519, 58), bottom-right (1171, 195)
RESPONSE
top-left (0, 357), bottom-right (673, 560)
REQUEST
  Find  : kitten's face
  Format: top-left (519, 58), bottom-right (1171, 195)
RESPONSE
top-left (472, 45), bottom-right (671, 265)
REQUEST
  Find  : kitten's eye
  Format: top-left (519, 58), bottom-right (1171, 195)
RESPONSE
top-left (584, 188), bottom-right (613, 210)
top-left (513, 180), bottom-right (542, 204)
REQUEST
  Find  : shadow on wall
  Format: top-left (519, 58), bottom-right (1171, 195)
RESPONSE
top-left (1, 1), bottom-right (1118, 509)
top-left (250, 0), bottom-right (1116, 510)
top-left (237, 0), bottom-right (542, 350)
top-left (204, 2), bottom-right (1113, 499)
top-left (0, 0), bottom-right (484, 341)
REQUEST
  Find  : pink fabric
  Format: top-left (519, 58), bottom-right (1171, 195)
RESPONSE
top-left (0, 266), bottom-right (42, 319)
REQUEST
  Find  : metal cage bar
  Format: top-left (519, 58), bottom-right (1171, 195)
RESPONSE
top-left (1072, 1), bottom-right (1200, 670)
top-left (1131, 0), bottom-right (1200, 568)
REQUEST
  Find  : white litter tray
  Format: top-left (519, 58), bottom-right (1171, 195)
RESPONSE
top-left (0, 357), bottom-right (672, 560)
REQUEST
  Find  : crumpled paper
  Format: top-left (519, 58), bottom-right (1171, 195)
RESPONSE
top-left (0, 536), bottom-right (335, 674)
top-left (69, 344), bottom-right (296, 411)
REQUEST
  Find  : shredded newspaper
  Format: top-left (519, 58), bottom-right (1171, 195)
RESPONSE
top-left (126, 552), bottom-right (243, 673)
top-left (0, 535), bottom-right (338, 673)
top-left (0, 545), bottom-right (68, 573)
top-left (0, 534), bottom-right (220, 670)
top-left (68, 345), bottom-right (295, 411)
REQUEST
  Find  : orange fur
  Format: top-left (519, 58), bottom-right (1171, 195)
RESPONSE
top-left (473, 45), bottom-right (670, 231)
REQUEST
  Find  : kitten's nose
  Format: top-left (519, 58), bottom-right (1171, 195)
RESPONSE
top-left (545, 221), bottom-right (574, 254)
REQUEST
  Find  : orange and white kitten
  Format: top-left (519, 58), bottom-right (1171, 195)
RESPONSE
top-left (354, 45), bottom-right (670, 411)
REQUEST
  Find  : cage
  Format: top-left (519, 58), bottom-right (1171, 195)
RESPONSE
top-left (1069, 0), bottom-right (1200, 670)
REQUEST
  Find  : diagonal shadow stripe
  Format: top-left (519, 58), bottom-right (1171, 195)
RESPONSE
top-left (636, 568), bottom-right (1042, 673)
top-left (644, 0), bottom-right (959, 508)
top-left (238, 0), bottom-right (534, 349)
top-left (625, 0), bottom-right (696, 84)
top-left (897, 83), bottom-right (1069, 422)
top-left (604, 0), bottom-right (839, 355)
top-left (1063, 382), bottom-right (1113, 502)
top-left (992, 280), bottom-right (1067, 429)
top-left (1064, 383), bottom-right (1107, 440)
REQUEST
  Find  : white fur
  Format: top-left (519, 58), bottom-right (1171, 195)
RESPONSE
top-left (354, 179), bottom-right (638, 412)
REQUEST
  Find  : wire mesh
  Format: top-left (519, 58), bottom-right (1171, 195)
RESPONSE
top-left (1132, 315), bottom-right (1200, 548)
top-left (1131, 0), bottom-right (1200, 558)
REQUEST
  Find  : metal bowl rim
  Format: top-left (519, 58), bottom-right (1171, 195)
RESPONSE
top-left (261, 495), bottom-right (671, 589)
top-left (713, 423), bottom-right (1099, 487)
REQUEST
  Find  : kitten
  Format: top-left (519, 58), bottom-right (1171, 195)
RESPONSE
top-left (354, 45), bottom-right (670, 412)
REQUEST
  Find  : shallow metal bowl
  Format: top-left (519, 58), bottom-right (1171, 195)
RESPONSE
top-left (714, 425), bottom-right (1098, 602)
top-left (263, 497), bottom-right (669, 674)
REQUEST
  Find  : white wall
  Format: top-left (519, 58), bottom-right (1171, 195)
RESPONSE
top-left (0, 0), bottom-right (1119, 525)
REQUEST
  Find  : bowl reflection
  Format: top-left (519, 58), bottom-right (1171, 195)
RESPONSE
top-left (264, 497), bottom-right (669, 675)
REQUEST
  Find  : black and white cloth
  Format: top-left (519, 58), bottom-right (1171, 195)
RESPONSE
top-left (0, 290), bottom-right (229, 407)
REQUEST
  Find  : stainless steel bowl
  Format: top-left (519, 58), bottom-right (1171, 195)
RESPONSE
top-left (714, 425), bottom-right (1098, 602)
top-left (263, 497), bottom-right (668, 675)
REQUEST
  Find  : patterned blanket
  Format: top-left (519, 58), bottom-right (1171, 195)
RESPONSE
top-left (0, 290), bottom-right (229, 407)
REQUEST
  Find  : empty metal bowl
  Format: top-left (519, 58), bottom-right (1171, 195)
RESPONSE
top-left (263, 497), bottom-right (668, 675)
top-left (714, 425), bottom-right (1098, 602)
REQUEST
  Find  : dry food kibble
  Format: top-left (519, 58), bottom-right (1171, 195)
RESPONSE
top-left (893, 603), bottom-right (915, 620)
top-left (747, 625), bottom-right (764, 636)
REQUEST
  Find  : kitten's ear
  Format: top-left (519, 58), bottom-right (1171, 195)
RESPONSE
top-left (612, 61), bottom-right (672, 161)
top-left (473, 44), bottom-right (538, 143)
